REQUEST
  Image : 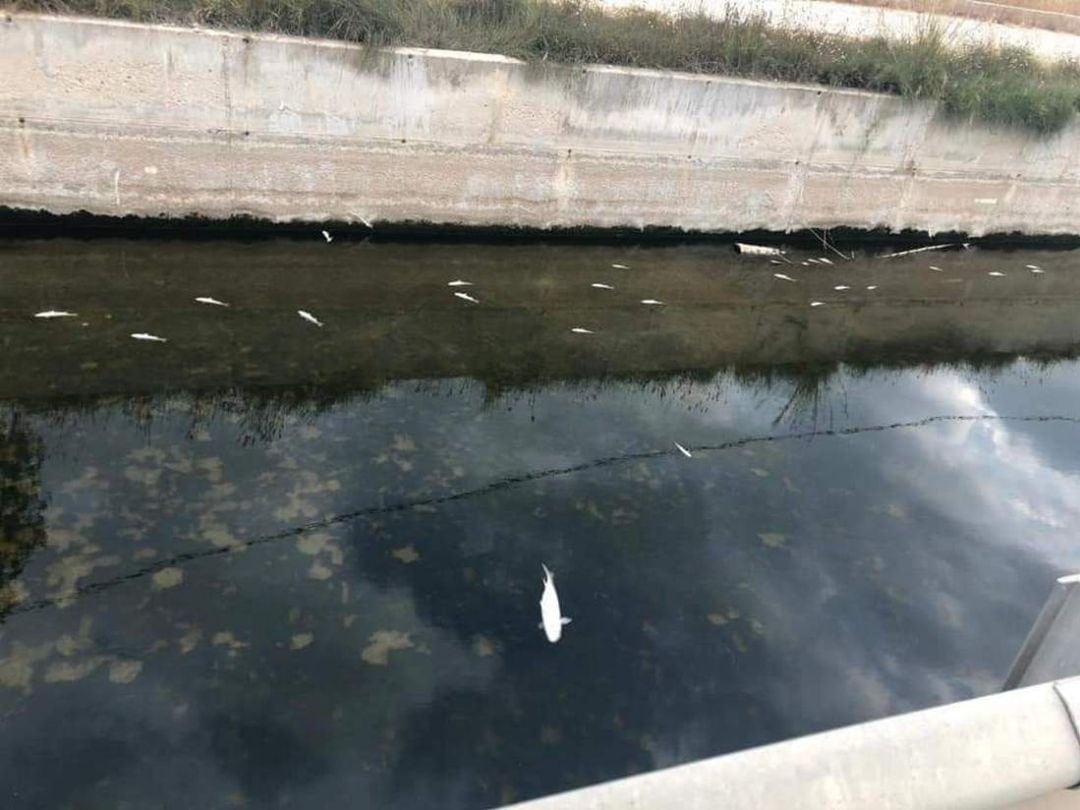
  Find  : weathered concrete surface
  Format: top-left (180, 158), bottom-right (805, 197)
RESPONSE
top-left (2, 13), bottom-right (1079, 236)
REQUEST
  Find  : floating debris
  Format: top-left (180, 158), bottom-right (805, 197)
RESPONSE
top-left (570, 327), bottom-right (594, 334)
top-left (195, 297), bottom-right (229, 307)
top-left (640, 299), bottom-right (664, 306)
top-left (833, 285), bottom-right (851, 291)
top-left (290, 633), bottom-right (314, 651)
top-left (675, 442), bottom-right (692, 458)
top-left (735, 243), bottom-right (783, 256)
top-left (611, 263), bottom-right (630, 269)
top-left (540, 564), bottom-right (571, 644)
top-left (881, 244), bottom-right (954, 259)
top-left (810, 301), bottom-right (825, 307)
top-left (297, 310), bottom-right (324, 327)
top-left (454, 292), bottom-right (480, 304)
top-left (321, 230), bottom-right (333, 243)
top-left (34, 310), bottom-right (76, 319)
top-left (447, 280), bottom-right (473, 287)
top-left (361, 630), bottom-right (413, 666)
top-left (591, 283), bottom-right (615, 290)
top-left (131, 333), bottom-right (167, 342)
top-left (773, 273), bottom-right (796, 282)
top-left (988, 271), bottom-right (1005, 277)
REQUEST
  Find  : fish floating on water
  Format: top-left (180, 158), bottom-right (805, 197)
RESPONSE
top-left (773, 274), bottom-right (796, 282)
top-left (195, 297), bottom-right (229, 307)
top-left (988, 271), bottom-right (1005, 277)
top-left (321, 230), bottom-right (333, 243)
top-left (297, 310), bottom-right (323, 327)
top-left (640, 299), bottom-right (664, 306)
top-left (866, 285), bottom-right (878, 290)
top-left (675, 442), bottom-right (692, 458)
top-left (735, 243), bottom-right (783, 257)
top-left (833, 285), bottom-right (850, 291)
top-left (1027, 265), bottom-right (1045, 274)
top-left (810, 301), bottom-right (825, 307)
top-left (929, 266), bottom-right (943, 272)
top-left (447, 280), bottom-right (473, 287)
top-left (818, 257), bottom-right (834, 265)
top-left (540, 564), bottom-right (571, 643)
top-left (34, 310), bottom-right (76, 319)
top-left (454, 292), bottom-right (480, 304)
top-left (591, 283), bottom-right (615, 290)
top-left (131, 333), bottom-right (167, 342)
top-left (611, 263), bottom-right (630, 270)
top-left (570, 327), bottom-right (594, 334)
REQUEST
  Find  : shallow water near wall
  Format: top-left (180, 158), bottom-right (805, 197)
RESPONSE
top-left (2, 238), bottom-right (1080, 808)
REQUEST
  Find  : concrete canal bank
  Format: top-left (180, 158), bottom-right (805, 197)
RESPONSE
top-left (2, 12), bottom-right (1079, 237)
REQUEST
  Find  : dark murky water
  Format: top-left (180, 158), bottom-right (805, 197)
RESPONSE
top-left (2, 239), bottom-right (1080, 809)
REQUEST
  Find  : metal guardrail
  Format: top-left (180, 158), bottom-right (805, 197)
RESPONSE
top-left (500, 574), bottom-right (1080, 810)
top-left (1006, 575), bottom-right (1080, 690)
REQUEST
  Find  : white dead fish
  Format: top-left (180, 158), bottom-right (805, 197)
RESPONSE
top-left (800, 261), bottom-right (811, 267)
top-left (611, 263), bottom-right (630, 270)
top-left (833, 285), bottom-right (851, 291)
top-left (195, 297), bottom-right (229, 307)
top-left (539, 564), bottom-right (571, 643)
top-left (570, 327), bottom-right (594, 334)
top-left (297, 310), bottom-right (323, 327)
top-left (773, 273), bottom-right (796, 282)
top-left (447, 280), bottom-right (473, 287)
top-left (988, 271), bottom-right (1005, 277)
top-left (1027, 265), bottom-right (1045, 273)
top-left (818, 257), bottom-right (834, 265)
top-left (640, 299), bottom-right (664, 306)
top-left (769, 259), bottom-right (784, 265)
top-left (675, 442), bottom-right (692, 458)
top-left (735, 243), bottom-right (783, 256)
top-left (866, 285), bottom-right (879, 290)
top-left (806, 258), bottom-right (822, 265)
top-left (929, 266), bottom-right (943, 272)
top-left (454, 292), bottom-right (480, 304)
top-left (810, 301), bottom-right (825, 307)
top-left (591, 283), bottom-right (615, 290)
top-left (321, 230), bottom-right (333, 243)
top-left (34, 310), bottom-right (77, 319)
top-left (359, 217), bottom-right (374, 229)
top-left (130, 333), bottom-right (167, 342)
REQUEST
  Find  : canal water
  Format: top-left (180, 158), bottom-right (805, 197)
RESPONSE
top-left (2, 238), bottom-right (1080, 808)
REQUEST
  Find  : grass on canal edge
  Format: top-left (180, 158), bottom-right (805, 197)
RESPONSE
top-left (12, 0), bottom-right (1080, 134)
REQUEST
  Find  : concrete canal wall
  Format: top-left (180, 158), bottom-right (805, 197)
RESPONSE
top-left (2, 12), bottom-right (1079, 237)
